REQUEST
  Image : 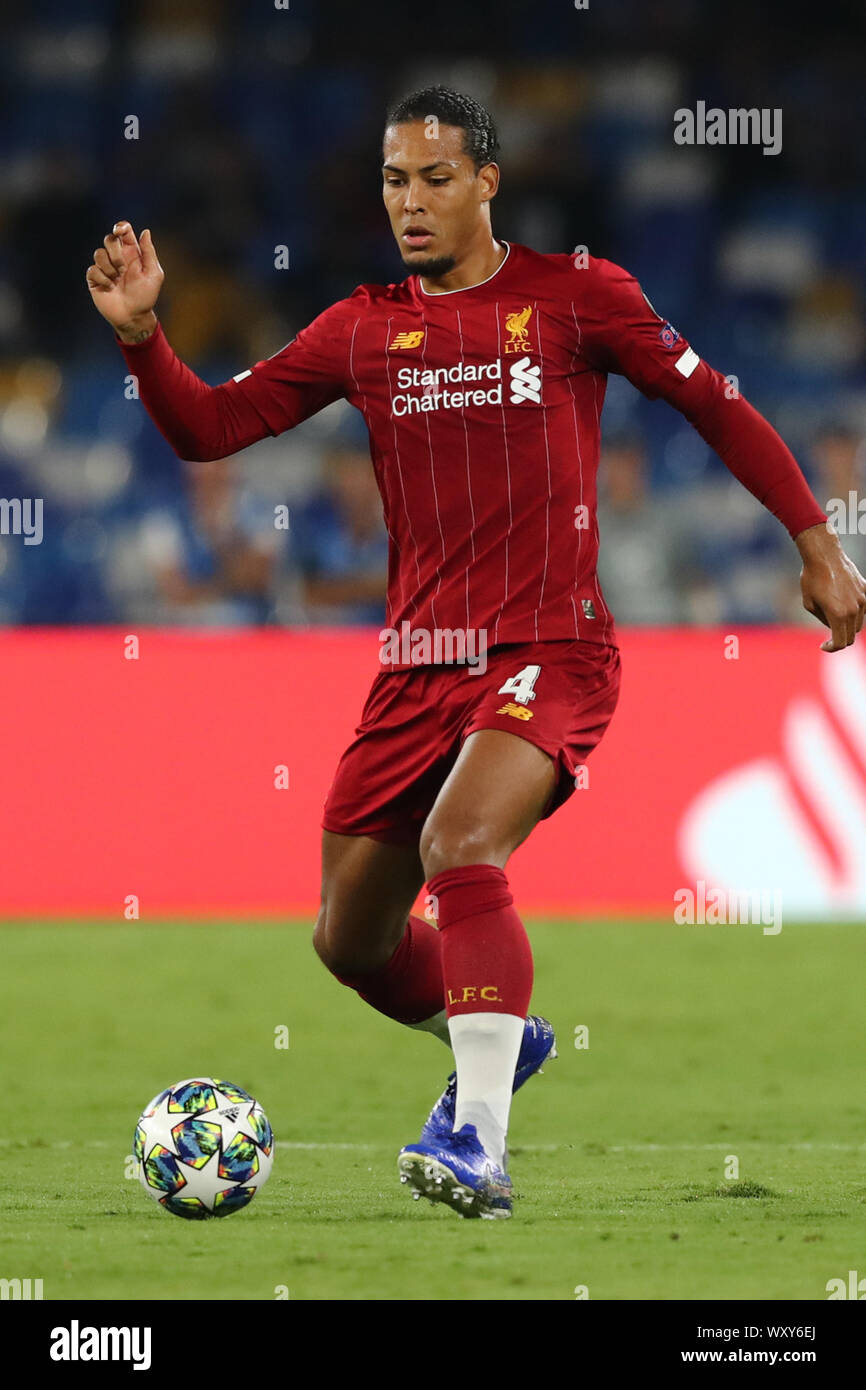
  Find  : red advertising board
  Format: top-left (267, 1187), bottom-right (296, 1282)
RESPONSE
top-left (1, 628), bottom-right (864, 919)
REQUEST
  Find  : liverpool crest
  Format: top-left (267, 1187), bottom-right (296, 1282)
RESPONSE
top-left (504, 305), bottom-right (533, 353)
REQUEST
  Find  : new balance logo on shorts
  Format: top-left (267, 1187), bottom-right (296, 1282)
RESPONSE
top-left (496, 702), bottom-right (534, 721)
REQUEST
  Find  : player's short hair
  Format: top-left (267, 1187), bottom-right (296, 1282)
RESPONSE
top-left (384, 85), bottom-right (500, 171)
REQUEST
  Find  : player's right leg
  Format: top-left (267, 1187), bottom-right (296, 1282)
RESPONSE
top-left (312, 829), bottom-right (449, 1039)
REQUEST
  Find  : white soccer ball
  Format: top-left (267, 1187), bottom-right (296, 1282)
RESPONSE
top-left (133, 1077), bottom-right (274, 1219)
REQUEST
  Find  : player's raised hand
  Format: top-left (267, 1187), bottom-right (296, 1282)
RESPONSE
top-left (797, 522), bottom-right (866, 651)
top-left (86, 221), bottom-right (163, 342)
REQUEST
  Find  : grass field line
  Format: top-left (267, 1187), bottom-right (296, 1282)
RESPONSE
top-left (274, 1141), bottom-right (866, 1153)
top-left (22, 1138), bottom-right (866, 1153)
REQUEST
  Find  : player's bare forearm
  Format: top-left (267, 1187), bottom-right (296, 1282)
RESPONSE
top-left (93, 222), bottom-right (278, 461)
top-left (115, 310), bottom-right (158, 345)
top-left (795, 521), bottom-right (866, 651)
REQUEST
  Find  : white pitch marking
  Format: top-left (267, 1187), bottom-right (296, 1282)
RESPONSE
top-left (10, 1139), bottom-right (864, 1152)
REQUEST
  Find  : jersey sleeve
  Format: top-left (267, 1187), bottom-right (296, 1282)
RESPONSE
top-left (574, 257), bottom-right (827, 538)
top-left (228, 297), bottom-right (352, 435)
top-left (576, 257), bottom-right (701, 401)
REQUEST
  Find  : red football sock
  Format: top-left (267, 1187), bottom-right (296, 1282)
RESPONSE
top-left (330, 914), bottom-right (444, 1025)
top-left (428, 864), bottom-right (533, 1019)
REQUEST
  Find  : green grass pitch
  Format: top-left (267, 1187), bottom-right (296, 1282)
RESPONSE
top-left (0, 919), bottom-right (863, 1301)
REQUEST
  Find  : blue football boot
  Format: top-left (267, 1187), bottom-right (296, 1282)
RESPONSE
top-left (398, 1123), bottom-right (513, 1219)
top-left (418, 1014), bottom-right (556, 1144)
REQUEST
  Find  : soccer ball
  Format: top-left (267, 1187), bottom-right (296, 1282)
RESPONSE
top-left (133, 1077), bottom-right (274, 1219)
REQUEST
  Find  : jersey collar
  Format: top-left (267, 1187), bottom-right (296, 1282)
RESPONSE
top-left (416, 239), bottom-right (512, 298)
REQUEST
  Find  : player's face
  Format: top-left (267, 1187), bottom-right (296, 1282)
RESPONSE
top-left (382, 121), bottom-right (498, 275)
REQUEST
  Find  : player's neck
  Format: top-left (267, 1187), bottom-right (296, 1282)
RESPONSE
top-left (420, 236), bottom-right (508, 295)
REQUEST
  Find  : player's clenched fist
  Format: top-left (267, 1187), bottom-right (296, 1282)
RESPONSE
top-left (86, 221), bottom-right (163, 343)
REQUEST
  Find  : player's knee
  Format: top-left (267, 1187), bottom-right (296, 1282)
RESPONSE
top-left (311, 906), bottom-right (332, 967)
top-left (312, 901), bottom-right (390, 980)
top-left (311, 905), bottom-right (355, 977)
top-left (419, 819), bottom-right (500, 882)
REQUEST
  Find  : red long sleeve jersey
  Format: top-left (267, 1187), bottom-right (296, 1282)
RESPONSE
top-left (121, 240), bottom-right (826, 650)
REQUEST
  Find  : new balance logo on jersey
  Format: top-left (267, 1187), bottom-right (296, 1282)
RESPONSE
top-left (389, 330), bottom-right (425, 350)
top-left (509, 356), bottom-right (541, 404)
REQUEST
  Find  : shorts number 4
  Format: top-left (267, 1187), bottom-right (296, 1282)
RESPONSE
top-left (497, 664), bottom-right (541, 706)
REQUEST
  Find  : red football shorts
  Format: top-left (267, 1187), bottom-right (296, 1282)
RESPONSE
top-left (322, 639), bottom-right (621, 845)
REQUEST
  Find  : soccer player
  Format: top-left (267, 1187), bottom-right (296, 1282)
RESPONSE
top-left (87, 86), bottom-right (866, 1219)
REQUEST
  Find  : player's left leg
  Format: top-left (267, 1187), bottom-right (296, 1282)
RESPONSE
top-left (418, 729), bottom-right (555, 1160)
top-left (399, 642), bottom-right (621, 1215)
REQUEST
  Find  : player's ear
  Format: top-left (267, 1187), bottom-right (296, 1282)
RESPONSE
top-left (478, 162), bottom-right (499, 202)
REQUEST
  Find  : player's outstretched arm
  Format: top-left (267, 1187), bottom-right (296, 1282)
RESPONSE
top-left (687, 387), bottom-right (866, 650)
top-left (674, 382), bottom-right (866, 648)
top-left (795, 522), bottom-right (866, 652)
top-left (575, 258), bottom-right (866, 650)
top-left (87, 220), bottom-right (349, 461)
top-left (86, 221), bottom-right (273, 460)
top-left (677, 377), bottom-right (866, 650)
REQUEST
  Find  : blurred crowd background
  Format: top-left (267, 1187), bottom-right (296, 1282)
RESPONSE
top-left (0, 0), bottom-right (864, 628)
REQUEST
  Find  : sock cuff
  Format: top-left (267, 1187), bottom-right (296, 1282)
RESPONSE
top-left (428, 864), bottom-right (513, 927)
